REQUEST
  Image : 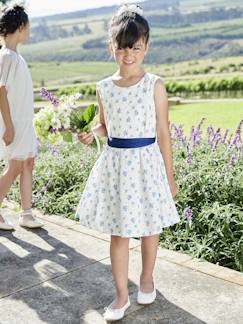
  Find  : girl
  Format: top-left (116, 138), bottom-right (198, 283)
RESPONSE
top-left (77, 4), bottom-right (180, 321)
top-left (0, 4), bottom-right (43, 230)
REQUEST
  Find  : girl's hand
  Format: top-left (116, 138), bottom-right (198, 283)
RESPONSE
top-left (3, 125), bottom-right (15, 146)
top-left (168, 177), bottom-right (178, 198)
top-left (78, 131), bottom-right (94, 145)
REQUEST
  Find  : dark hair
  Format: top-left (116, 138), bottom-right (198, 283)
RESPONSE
top-left (109, 5), bottom-right (149, 49)
top-left (0, 4), bottom-right (28, 37)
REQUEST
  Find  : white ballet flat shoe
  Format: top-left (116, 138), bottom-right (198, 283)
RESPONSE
top-left (19, 213), bottom-right (44, 229)
top-left (0, 220), bottom-right (14, 231)
top-left (137, 284), bottom-right (156, 305)
top-left (103, 298), bottom-right (130, 321)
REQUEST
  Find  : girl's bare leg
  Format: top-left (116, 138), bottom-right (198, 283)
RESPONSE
top-left (0, 160), bottom-right (23, 222)
top-left (19, 158), bottom-right (34, 210)
top-left (110, 235), bottom-right (130, 308)
top-left (140, 234), bottom-right (160, 292)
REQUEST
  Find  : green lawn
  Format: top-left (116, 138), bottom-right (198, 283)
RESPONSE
top-left (35, 99), bottom-right (243, 136)
top-left (169, 101), bottom-right (243, 134)
top-left (30, 62), bottom-right (117, 87)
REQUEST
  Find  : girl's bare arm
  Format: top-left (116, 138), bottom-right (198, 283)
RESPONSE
top-left (0, 86), bottom-right (14, 145)
top-left (154, 78), bottom-right (177, 197)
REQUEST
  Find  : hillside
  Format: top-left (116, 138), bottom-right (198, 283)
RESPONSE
top-left (22, 0), bottom-right (243, 64)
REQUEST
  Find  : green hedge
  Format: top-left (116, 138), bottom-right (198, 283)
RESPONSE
top-left (54, 76), bottom-right (243, 98)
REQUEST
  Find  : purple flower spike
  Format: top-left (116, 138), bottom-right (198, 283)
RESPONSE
top-left (197, 117), bottom-right (206, 131)
top-left (236, 119), bottom-right (243, 134)
top-left (228, 134), bottom-right (233, 148)
top-left (212, 133), bottom-right (222, 151)
top-left (184, 207), bottom-right (193, 221)
top-left (186, 142), bottom-right (192, 164)
top-left (174, 125), bottom-right (187, 146)
top-left (48, 144), bottom-right (59, 156)
top-left (222, 129), bottom-right (229, 144)
top-left (40, 88), bottom-right (59, 107)
top-left (229, 154), bottom-right (238, 167)
top-left (191, 119), bottom-right (205, 147)
top-left (184, 207), bottom-right (193, 219)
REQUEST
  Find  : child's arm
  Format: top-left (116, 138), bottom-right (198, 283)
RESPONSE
top-left (78, 90), bottom-right (107, 145)
top-left (0, 86), bottom-right (14, 145)
top-left (154, 78), bottom-right (177, 197)
top-left (91, 90), bottom-right (108, 137)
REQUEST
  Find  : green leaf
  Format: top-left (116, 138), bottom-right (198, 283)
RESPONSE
top-left (62, 131), bottom-right (73, 142)
top-left (82, 104), bottom-right (97, 124)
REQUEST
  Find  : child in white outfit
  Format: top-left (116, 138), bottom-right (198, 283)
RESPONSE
top-left (0, 4), bottom-right (43, 230)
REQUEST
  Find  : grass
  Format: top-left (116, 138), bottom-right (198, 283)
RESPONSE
top-left (34, 100), bottom-right (95, 111)
top-left (169, 101), bottom-right (243, 135)
top-left (29, 58), bottom-right (243, 88)
top-left (34, 99), bottom-right (243, 138)
top-left (29, 61), bottom-right (117, 87)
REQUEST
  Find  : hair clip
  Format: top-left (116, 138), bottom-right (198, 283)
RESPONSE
top-left (117, 4), bottom-right (143, 17)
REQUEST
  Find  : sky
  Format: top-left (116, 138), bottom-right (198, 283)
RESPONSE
top-left (27, 0), bottom-right (140, 17)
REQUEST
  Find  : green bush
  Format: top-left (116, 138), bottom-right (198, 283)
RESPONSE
top-left (3, 143), bottom-right (99, 218)
top-left (161, 120), bottom-right (243, 271)
top-left (57, 84), bottom-right (96, 98)
top-left (166, 77), bottom-right (243, 94)
top-left (55, 77), bottom-right (243, 98)
top-left (160, 203), bottom-right (243, 271)
top-left (33, 143), bottom-right (99, 218)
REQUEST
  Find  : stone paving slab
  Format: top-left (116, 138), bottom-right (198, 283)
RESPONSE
top-left (0, 207), bottom-right (243, 324)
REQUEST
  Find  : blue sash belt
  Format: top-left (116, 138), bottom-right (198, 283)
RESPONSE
top-left (108, 137), bottom-right (156, 148)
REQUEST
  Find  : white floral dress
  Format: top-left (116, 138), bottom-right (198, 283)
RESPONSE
top-left (76, 73), bottom-right (180, 237)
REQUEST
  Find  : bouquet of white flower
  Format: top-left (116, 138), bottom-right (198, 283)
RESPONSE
top-left (34, 88), bottom-right (100, 150)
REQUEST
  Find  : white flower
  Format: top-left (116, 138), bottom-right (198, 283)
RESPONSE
top-left (63, 121), bottom-right (70, 129)
top-left (117, 4), bottom-right (143, 17)
top-left (34, 90), bottom-right (85, 143)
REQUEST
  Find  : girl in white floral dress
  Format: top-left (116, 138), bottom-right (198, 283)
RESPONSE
top-left (77, 4), bottom-right (180, 321)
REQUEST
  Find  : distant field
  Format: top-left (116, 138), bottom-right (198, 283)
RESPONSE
top-left (169, 101), bottom-right (243, 135)
top-left (181, 0), bottom-right (243, 11)
top-left (30, 62), bottom-right (116, 87)
top-left (28, 57), bottom-right (243, 88)
top-left (24, 5), bottom-right (243, 64)
top-left (152, 17), bottom-right (243, 41)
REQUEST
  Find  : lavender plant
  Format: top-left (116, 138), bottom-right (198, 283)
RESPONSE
top-left (160, 118), bottom-right (243, 271)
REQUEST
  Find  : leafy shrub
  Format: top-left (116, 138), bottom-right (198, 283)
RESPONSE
top-left (166, 77), bottom-right (243, 94)
top-left (55, 77), bottom-right (243, 99)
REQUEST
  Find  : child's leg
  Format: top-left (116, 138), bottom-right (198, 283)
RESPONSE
top-left (140, 234), bottom-right (160, 292)
top-left (0, 160), bottom-right (23, 221)
top-left (19, 158), bottom-right (35, 210)
top-left (110, 235), bottom-right (130, 308)
top-left (18, 157), bottom-right (43, 228)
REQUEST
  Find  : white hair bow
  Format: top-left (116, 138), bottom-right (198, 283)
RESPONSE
top-left (117, 4), bottom-right (143, 16)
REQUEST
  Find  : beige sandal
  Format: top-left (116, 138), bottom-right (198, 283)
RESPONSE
top-left (0, 215), bottom-right (14, 231)
top-left (19, 212), bottom-right (44, 229)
